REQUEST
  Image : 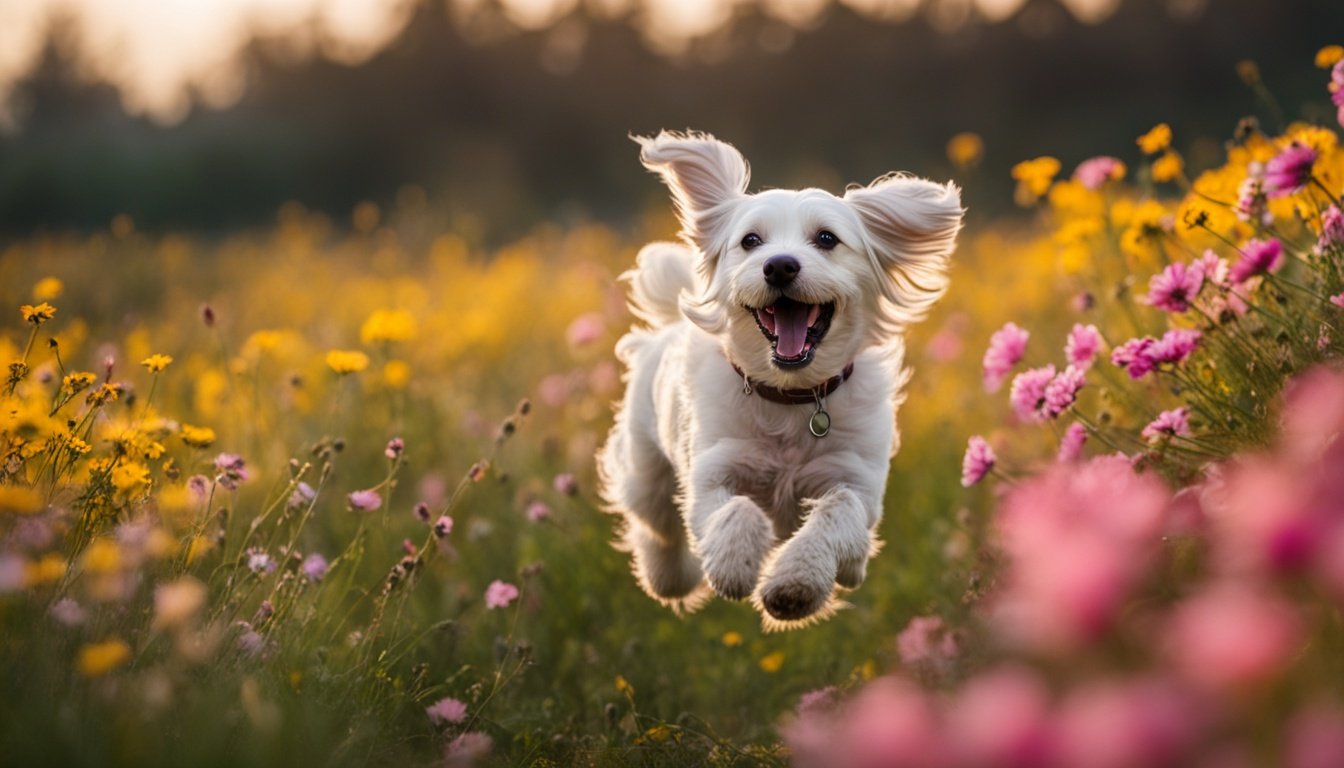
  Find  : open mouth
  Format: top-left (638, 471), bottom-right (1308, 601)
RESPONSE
top-left (749, 297), bottom-right (836, 369)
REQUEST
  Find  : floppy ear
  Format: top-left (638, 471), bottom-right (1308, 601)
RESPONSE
top-left (634, 131), bottom-right (750, 255)
top-left (844, 174), bottom-right (963, 329)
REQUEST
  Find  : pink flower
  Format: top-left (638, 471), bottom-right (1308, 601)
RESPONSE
top-left (565, 312), bottom-right (606, 347)
top-left (1142, 407), bottom-right (1191, 442)
top-left (1111, 337), bottom-right (1156, 379)
top-left (1234, 167), bottom-right (1272, 226)
top-left (1229, 238), bottom-right (1283, 284)
top-left (347, 489), bottom-right (381, 511)
top-left (1073, 156), bottom-right (1125, 189)
top-left (1043, 365), bottom-right (1085, 418)
top-left (1334, 61), bottom-right (1344, 127)
top-left (1148, 328), bottom-right (1202, 366)
top-left (384, 437), bottom-right (404, 460)
top-left (426, 696), bottom-right (468, 725)
top-left (246, 547), bottom-right (276, 574)
top-left (444, 732), bottom-right (493, 765)
top-left (1263, 142), bottom-right (1317, 197)
top-left (553, 473), bottom-right (578, 496)
top-left (484, 580), bottom-right (519, 609)
top-left (433, 515), bottom-right (454, 538)
top-left (796, 687), bottom-right (838, 716)
top-left (525, 500), bottom-right (552, 522)
top-left (1194, 249), bottom-right (1231, 288)
top-left (49, 597), bottom-right (87, 627)
top-left (1009, 364), bottom-right (1056, 422)
top-left (946, 667), bottom-right (1057, 767)
top-left (1056, 678), bottom-right (1202, 768)
top-left (1065, 323), bottom-right (1103, 370)
top-left (796, 678), bottom-right (940, 768)
top-left (982, 322), bottom-right (1030, 393)
top-left (896, 615), bottom-right (958, 669)
top-left (1163, 581), bottom-right (1303, 691)
top-left (1284, 705), bottom-right (1344, 768)
top-left (961, 436), bottom-right (996, 487)
top-left (301, 553), bottom-right (328, 582)
top-left (1145, 261), bottom-right (1204, 312)
top-left (213, 453), bottom-right (249, 490)
top-left (1319, 206), bottom-right (1344, 254)
top-left (1057, 422), bottom-right (1087, 462)
top-left (187, 474), bottom-right (210, 500)
top-left (288, 481), bottom-right (315, 510)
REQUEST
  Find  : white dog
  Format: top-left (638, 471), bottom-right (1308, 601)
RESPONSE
top-left (598, 131), bottom-right (963, 628)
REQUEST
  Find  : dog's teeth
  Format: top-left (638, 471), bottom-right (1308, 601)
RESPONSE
top-left (764, 306), bottom-right (775, 315)
top-left (807, 304), bottom-right (821, 327)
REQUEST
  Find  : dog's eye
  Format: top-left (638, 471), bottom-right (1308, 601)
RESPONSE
top-left (815, 231), bottom-right (839, 250)
top-left (741, 233), bottom-right (763, 250)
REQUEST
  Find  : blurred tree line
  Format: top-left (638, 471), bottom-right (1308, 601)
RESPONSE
top-left (0, 0), bottom-right (1340, 239)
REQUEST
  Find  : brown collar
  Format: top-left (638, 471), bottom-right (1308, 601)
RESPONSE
top-left (730, 360), bottom-right (856, 405)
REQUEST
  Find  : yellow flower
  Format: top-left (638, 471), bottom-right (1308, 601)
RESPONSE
top-left (1317, 45), bottom-right (1344, 69)
top-left (32, 277), bottom-right (64, 301)
top-left (721, 630), bottom-right (743, 647)
top-left (180, 424), bottom-right (217, 448)
top-left (83, 538), bottom-right (124, 574)
top-left (25, 553), bottom-right (66, 585)
top-left (1137, 123), bottom-right (1172, 155)
top-left (87, 383), bottom-right (121, 406)
top-left (360, 309), bottom-right (418, 344)
top-left (758, 651), bottom-right (785, 673)
top-left (62, 371), bottom-right (97, 396)
top-left (325, 349), bottom-right (369, 375)
top-left (111, 461), bottom-right (152, 494)
top-left (77, 639), bottom-right (132, 678)
top-left (946, 132), bottom-right (984, 169)
top-left (141, 354), bottom-right (173, 373)
top-left (66, 436), bottom-right (92, 456)
top-left (1151, 151), bottom-right (1185, 183)
top-left (152, 577), bottom-right (207, 630)
top-left (1011, 156), bottom-right (1061, 203)
top-left (0, 485), bottom-right (43, 514)
top-left (383, 360), bottom-right (411, 389)
top-left (20, 302), bottom-right (56, 325)
top-left (615, 675), bottom-right (634, 696)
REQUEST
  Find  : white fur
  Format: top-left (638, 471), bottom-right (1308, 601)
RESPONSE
top-left (598, 131), bottom-right (963, 629)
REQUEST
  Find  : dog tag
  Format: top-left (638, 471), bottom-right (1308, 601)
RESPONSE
top-left (809, 407), bottom-right (831, 438)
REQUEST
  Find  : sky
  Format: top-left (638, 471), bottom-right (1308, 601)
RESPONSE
top-left (0, 0), bottom-right (1120, 122)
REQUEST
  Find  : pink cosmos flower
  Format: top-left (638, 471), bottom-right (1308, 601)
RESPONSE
top-left (1111, 337), bottom-right (1156, 379)
top-left (1065, 323), bottom-right (1103, 370)
top-left (1229, 238), bottom-right (1283, 284)
top-left (347, 489), bottom-right (382, 511)
top-left (961, 436), bottom-right (996, 487)
top-left (214, 453), bottom-right (249, 490)
top-left (1056, 678), bottom-right (1202, 768)
top-left (946, 667), bottom-right (1057, 767)
top-left (1009, 365), bottom-right (1056, 422)
top-left (565, 312), bottom-right (605, 347)
top-left (1058, 422), bottom-right (1087, 462)
top-left (1334, 61), bottom-right (1344, 127)
top-left (1146, 261), bottom-right (1204, 312)
top-left (484, 579), bottom-right (519, 609)
top-left (1263, 142), bottom-right (1317, 197)
top-left (1320, 206), bottom-right (1344, 254)
top-left (1073, 156), bottom-right (1125, 190)
top-left (525, 500), bottom-right (552, 522)
top-left (1234, 167), bottom-right (1272, 226)
top-left (896, 615), bottom-right (958, 669)
top-left (1142, 407), bottom-right (1191, 442)
top-left (1163, 581), bottom-right (1303, 691)
top-left (796, 687), bottom-right (838, 716)
top-left (1148, 328), bottom-right (1202, 366)
top-left (426, 696), bottom-right (469, 725)
top-left (982, 322), bottom-right (1030, 393)
top-left (1284, 705), bottom-right (1344, 768)
top-left (1043, 365), bottom-right (1086, 418)
top-left (1194, 249), bottom-right (1231, 288)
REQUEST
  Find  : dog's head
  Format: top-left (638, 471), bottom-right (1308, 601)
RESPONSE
top-left (637, 130), bottom-right (964, 389)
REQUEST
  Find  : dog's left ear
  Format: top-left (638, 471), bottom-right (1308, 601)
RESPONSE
top-left (844, 175), bottom-right (964, 327)
top-left (634, 131), bottom-right (750, 255)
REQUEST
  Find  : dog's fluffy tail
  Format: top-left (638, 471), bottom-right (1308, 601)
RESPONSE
top-left (620, 241), bottom-right (696, 328)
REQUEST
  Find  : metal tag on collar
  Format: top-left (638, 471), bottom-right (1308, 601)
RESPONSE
top-left (742, 371), bottom-right (753, 395)
top-left (808, 390), bottom-right (831, 438)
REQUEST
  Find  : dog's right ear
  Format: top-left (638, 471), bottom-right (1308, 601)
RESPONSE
top-left (634, 131), bottom-right (750, 254)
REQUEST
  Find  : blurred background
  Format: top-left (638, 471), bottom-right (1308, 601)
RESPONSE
top-left (1, 0), bottom-right (1340, 239)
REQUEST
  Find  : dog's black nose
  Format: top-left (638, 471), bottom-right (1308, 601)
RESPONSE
top-left (763, 255), bottom-right (800, 287)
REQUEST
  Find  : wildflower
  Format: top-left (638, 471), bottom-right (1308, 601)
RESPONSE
top-left (152, 577), bottom-right (207, 630)
top-left (1148, 328), bottom-right (1202, 366)
top-left (1146, 261), bottom-right (1204, 312)
top-left (1137, 123), bottom-right (1172, 154)
top-left (1112, 337), bottom-right (1157, 379)
top-left (1163, 582), bottom-right (1303, 691)
top-left (1234, 167), bottom-right (1272, 225)
top-left (140, 354), bottom-right (173, 373)
top-left (961, 436), bottom-right (996, 488)
top-left (325, 349), bottom-right (369, 375)
top-left (468, 461), bottom-right (488, 482)
top-left (77, 639), bottom-right (131, 677)
top-left (946, 132), bottom-right (984, 169)
top-left (383, 359), bottom-right (411, 389)
top-left (1064, 324), bottom-right (1103, 370)
top-left (61, 371), bottom-right (97, 395)
top-left (245, 547), bottom-right (277, 574)
top-left (1142, 407), bottom-right (1191, 442)
top-left (982, 322), bottom-right (1030, 392)
top-left (553, 473), bottom-right (578, 496)
top-left (179, 424), bottom-right (216, 448)
top-left (49, 598), bottom-right (87, 627)
top-left (1318, 206), bottom-right (1344, 253)
top-left (1058, 422), bottom-right (1087, 462)
top-left (347, 489), bottom-right (381, 511)
top-left (1011, 156), bottom-right (1061, 203)
top-left (214, 452), bottom-right (249, 490)
top-left (525, 500), bottom-right (552, 522)
top-left (1073, 156), bottom-right (1126, 190)
top-left (413, 501), bottom-right (431, 522)
top-left (187, 474), bottom-right (210, 499)
top-left (896, 615), bottom-right (957, 668)
top-left (20, 302), bottom-right (56, 324)
top-left (1229, 238), bottom-right (1283, 284)
top-left (1043, 365), bottom-right (1086, 418)
top-left (287, 481), bottom-right (315, 510)
top-left (1008, 365), bottom-right (1056, 422)
top-left (759, 651), bottom-right (785, 673)
top-left (360, 309), bottom-right (417, 344)
top-left (433, 515), bottom-right (453, 538)
top-left (1055, 679), bottom-right (1201, 768)
top-left (566, 312), bottom-right (606, 347)
top-left (384, 437), bottom-right (404, 460)
top-left (1332, 293), bottom-right (1344, 309)
top-left (301, 553), bottom-right (329, 582)
top-left (426, 697), bottom-right (468, 725)
top-left (796, 687), bottom-right (838, 715)
top-left (1317, 45), bottom-right (1344, 68)
top-left (236, 622), bottom-right (266, 657)
top-left (33, 276), bottom-right (63, 301)
top-left (1333, 61), bottom-right (1344, 127)
top-left (1263, 143), bottom-right (1317, 197)
top-left (722, 631), bottom-right (743, 647)
top-left (484, 579), bottom-right (519, 609)
top-left (1151, 151), bottom-right (1184, 183)
top-left (444, 733), bottom-right (493, 765)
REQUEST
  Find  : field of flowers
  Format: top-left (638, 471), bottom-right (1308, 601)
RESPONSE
top-left (2, 48), bottom-right (1344, 767)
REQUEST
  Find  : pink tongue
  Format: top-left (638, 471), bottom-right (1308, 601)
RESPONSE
top-left (774, 302), bottom-right (810, 358)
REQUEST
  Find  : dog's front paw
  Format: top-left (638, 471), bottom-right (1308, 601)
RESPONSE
top-left (755, 534), bottom-right (838, 622)
top-left (758, 578), bottom-right (832, 621)
top-left (697, 496), bottom-right (774, 601)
